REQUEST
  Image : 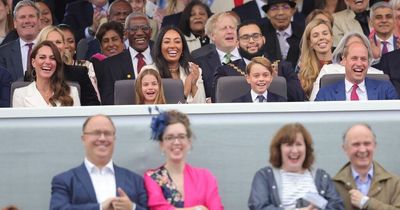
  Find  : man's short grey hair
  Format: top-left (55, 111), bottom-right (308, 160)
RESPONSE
top-left (391, 0), bottom-right (400, 9)
top-left (370, 1), bottom-right (393, 19)
top-left (342, 123), bottom-right (377, 144)
top-left (332, 32), bottom-right (373, 65)
top-left (13, 0), bottom-right (40, 20)
top-left (124, 12), bottom-right (149, 30)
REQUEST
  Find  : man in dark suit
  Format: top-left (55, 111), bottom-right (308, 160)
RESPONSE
top-left (374, 49), bottom-right (400, 96)
top-left (260, 0), bottom-right (304, 68)
top-left (99, 12), bottom-right (153, 105)
top-left (369, 2), bottom-right (398, 56)
top-left (50, 114), bottom-right (148, 210)
top-left (215, 21), bottom-right (305, 101)
top-left (316, 42), bottom-right (398, 101)
top-left (63, 0), bottom-right (111, 42)
top-left (193, 12), bottom-right (242, 102)
top-left (0, 0), bottom-right (40, 81)
top-left (0, 66), bottom-right (12, 107)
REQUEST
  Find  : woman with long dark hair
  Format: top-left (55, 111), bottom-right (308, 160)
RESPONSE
top-left (146, 26), bottom-right (206, 103)
top-left (13, 41), bottom-right (80, 107)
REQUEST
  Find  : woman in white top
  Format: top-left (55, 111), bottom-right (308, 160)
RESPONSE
top-left (13, 41), bottom-right (80, 107)
top-left (148, 26), bottom-right (206, 103)
top-left (248, 123), bottom-right (344, 210)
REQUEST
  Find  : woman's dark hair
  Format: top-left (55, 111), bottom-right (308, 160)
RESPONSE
top-left (95, 21), bottom-right (124, 43)
top-left (269, 123), bottom-right (315, 170)
top-left (152, 26), bottom-right (192, 78)
top-left (178, 0), bottom-right (212, 37)
top-left (314, 0), bottom-right (346, 13)
top-left (28, 40), bottom-right (73, 106)
top-left (33, 0), bottom-right (57, 25)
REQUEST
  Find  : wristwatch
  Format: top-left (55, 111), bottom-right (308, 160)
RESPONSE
top-left (360, 195), bottom-right (369, 208)
top-left (88, 26), bottom-right (95, 36)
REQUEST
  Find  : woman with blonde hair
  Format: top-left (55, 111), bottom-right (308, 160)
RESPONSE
top-left (298, 19), bottom-right (333, 100)
top-left (135, 67), bottom-right (166, 104)
top-left (35, 25), bottom-right (100, 105)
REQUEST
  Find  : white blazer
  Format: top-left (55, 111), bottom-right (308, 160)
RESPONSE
top-left (12, 82), bottom-right (81, 107)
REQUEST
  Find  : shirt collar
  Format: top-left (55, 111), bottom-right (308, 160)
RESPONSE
top-left (129, 46), bottom-right (151, 60)
top-left (345, 78), bottom-right (366, 93)
top-left (276, 24), bottom-right (292, 37)
top-left (84, 157), bottom-right (115, 174)
top-left (92, 2), bottom-right (109, 12)
top-left (216, 48), bottom-right (241, 64)
top-left (351, 164), bottom-right (374, 181)
top-left (375, 34), bottom-right (394, 45)
top-left (19, 38), bottom-right (37, 48)
top-left (250, 89), bottom-right (268, 102)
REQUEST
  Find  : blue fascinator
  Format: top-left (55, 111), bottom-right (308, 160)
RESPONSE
top-left (149, 107), bottom-right (169, 141)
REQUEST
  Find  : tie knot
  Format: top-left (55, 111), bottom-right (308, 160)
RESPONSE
top-left (256, 95), bottom-right (265, 102)
top-left (381, 41), bottom-right (388, 45)
top-left (136, 53), bottom-right (144, 59)
top-left (352, 83), bottom-right (359, 89)
top-left (223, 53), bottom-right (232, 64)
top-left (26, 43), bottom-right (33, 48)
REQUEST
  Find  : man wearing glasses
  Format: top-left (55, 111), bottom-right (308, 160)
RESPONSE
top-left (99, 12), bottom-right (153, 105)
top-left (260, 0), bottom-right (304, 68)
top-left (50, 114), bottom-right (148, 210)
top-left (214, 21), bottom-right (305, 102)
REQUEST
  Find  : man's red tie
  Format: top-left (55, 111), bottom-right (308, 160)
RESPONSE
top-left (351, 84), bottom-right (359, 101)
top-left (136, 53), bottom-right (145, 74)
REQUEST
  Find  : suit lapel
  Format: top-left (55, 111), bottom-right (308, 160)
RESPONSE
top-left (335, 81), bottom-right (346, 100)
top-left (244, 92), bottom-right (253, 102)
top-left (74, 163), bottom-right (98, 202)
top-left (120, 50), bottom-right (135, 79)
top-left (11, 40), bottom-right (24, 79)
top-left (114, 164), bottom-right (124, 195)
top-left (365, 78), bottom-right (378, 100)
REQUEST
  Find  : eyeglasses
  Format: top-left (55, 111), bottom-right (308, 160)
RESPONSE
top-left (269, 4), bottom-right (291, 12)
top-left (239, 33), bottom-right (263, 42)
top-left (163, 134), bottom-right (188, 142)
top-left (126, 25), bottom-right (151, 33)
top-left (84, 130), bottom-right (115, 138)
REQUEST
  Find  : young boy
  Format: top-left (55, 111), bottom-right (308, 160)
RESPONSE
top-left (232, 56), bottom-right (287, 102)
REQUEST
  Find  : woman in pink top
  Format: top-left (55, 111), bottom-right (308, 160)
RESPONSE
top-left (144, 109), bottom-right (224, 210)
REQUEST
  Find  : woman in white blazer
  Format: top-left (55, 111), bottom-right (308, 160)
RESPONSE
top-left (12, 41), bottom-right (80, 107)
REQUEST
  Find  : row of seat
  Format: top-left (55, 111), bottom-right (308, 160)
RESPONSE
top-left (9, 74), bottom-right (390, 106)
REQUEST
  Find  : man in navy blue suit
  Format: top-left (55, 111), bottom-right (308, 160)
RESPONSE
top-left (50, 115), bottom-right (147, 210)
top-left (316, 42), bottom-right (398, 101)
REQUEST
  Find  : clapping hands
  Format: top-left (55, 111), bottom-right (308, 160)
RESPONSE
top-left (101, 188), bottom-right (134, 210)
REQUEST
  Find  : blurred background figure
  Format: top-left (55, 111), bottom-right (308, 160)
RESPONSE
top-left (391, 0), bottom-right (400, 37)
top-left (153, 0), bottom-right (190, 28)
top-left (178, 0), bottom-right (212, 52)
top-left (135, 67), bottom-right (166, 104)
top-left (1, 205), bottom-right (19, 210)
top-left (34, 0), bottom-right (54, 30)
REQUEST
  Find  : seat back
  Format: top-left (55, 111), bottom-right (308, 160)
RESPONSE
top-left (320, 74), bottom-right (390, 88)
top-left (215, 76), bottom-right (287, 103)
top-left (114, 79), bottom-right (185, 105)
top-left (10, 81), bottom-right (81, 106)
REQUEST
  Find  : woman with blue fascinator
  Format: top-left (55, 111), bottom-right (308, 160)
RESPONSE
top-left (144, 109), bottom-right (224, 210)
